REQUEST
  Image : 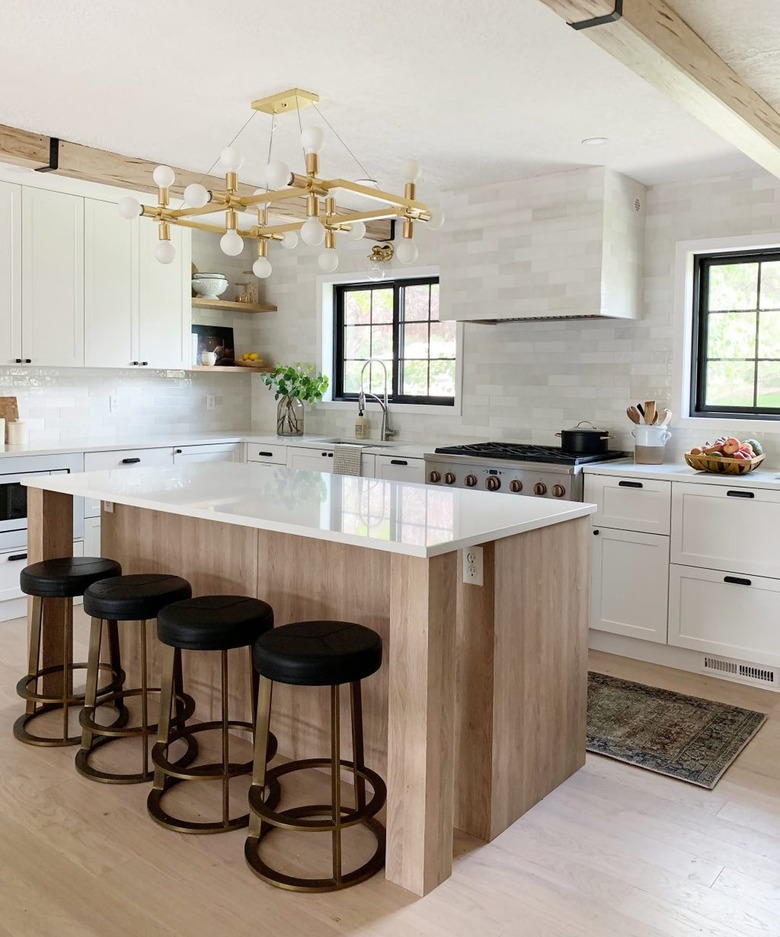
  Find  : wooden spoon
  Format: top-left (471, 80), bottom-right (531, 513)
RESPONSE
top-left (644, 400), bottom-right (656, 425)
top-left (659, 408), bottom-right (672, 426)
top-left (636, 403), bottom-right (645, 420)
top-left (626, 406), bottom-right (641, 424)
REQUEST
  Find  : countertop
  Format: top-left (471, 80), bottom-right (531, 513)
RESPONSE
top-left (582, 459), bottom-right (780, 490)
top-left (23, 463), bottom-right (595, 558)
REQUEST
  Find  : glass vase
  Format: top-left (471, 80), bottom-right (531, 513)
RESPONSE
top-left (276, 396), bottom-right (304, 436)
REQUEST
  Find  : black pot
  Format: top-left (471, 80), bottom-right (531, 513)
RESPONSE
top-left (556, 421), bottom-right (613, 454)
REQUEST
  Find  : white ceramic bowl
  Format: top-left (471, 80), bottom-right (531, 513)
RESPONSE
top-left (192, 276), bottom-right (228, 298)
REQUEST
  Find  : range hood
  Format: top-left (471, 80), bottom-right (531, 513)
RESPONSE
top-left (438, 167), bottom-right (645, 323)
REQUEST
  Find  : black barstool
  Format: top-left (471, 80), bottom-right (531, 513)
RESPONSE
top-left (147, 595), bottom-right (278, 834)
top-left (15, 556), bottom-right (123, 746)
top-left (245, 620), bottom-right (386, 893)
top-left (76, 573), bottom-right (195, 784)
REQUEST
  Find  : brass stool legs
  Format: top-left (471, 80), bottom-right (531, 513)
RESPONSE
top-left (14, 596), bottom-right (124, 747)
top-left (244, 679), bottom-right (386, 892)
top-left (147, 645), bottom-right (278, 834)
top-left (75, 617), bottom-right (196, 784)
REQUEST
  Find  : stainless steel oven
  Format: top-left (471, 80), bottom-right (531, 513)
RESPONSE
top-left (0, 453), bottom-right (84, 551)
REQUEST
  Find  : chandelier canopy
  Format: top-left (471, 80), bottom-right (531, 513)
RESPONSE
top-left (118, 88), bottom-right (444, 279)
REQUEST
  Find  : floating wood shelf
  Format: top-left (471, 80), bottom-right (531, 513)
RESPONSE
top-left (189, 365), bottom-right (272, 373)
top-left (191, 298), bottom-right (278, 313)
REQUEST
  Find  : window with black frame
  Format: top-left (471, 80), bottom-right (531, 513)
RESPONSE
top-left (333, 277), bottom-right (455, 406)
top-left (693, 250), bottom-right (780, 418)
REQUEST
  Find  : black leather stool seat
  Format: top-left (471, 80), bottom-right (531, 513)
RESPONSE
top-left (158, 596), bottom-right (274, 650)
top-left (20, 557), bottom-right (122, 598)
top-left (84, 574), bottom-right (192, 621)
top-left (254, 620), bottom-right (382, 687)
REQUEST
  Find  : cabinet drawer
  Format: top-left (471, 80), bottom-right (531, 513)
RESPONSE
top-left (671, 483), bottom-right (780, 578)
top-left (583, 475), bottom-right (671, 534)
top-left (173, 443), bottom-right (240, 463)
top-left (0, 540), bottom-right (84, 604)
top-left (373, 455), bottom-right (425, 483)
top-left (590, 527), bottom-right (669, 643)
top-left (669, 564), bottom-right (780, 667)
top-left (245, 445), bottom-right (287, 465)
top-left (83, 447), bottom-right (174, 516)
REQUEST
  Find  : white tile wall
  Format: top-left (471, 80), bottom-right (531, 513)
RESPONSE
top-left (251, 166), bottom-right (780, 461)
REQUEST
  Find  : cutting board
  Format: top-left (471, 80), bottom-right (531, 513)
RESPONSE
top-left (0, 397), bottom-right (19, 440)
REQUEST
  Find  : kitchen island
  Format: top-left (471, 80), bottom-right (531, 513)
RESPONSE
top-left (24, 463), bottom-right (594, 896)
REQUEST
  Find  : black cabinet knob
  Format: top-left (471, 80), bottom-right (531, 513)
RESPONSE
top-left (141, 361), bottom-right (148, 366)
top-left (24, 359), bottom-right (31, 364)
top-left (593, 529), bottom-right (600, 535)
top-left (15, 358), bottom-right (21, 364)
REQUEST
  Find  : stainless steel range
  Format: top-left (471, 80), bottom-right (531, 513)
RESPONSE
top-left (423, 442), bottom-right (628, 501)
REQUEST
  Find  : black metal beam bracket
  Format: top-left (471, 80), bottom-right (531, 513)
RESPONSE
top-left (35, 137), bottom-right (59, 173)
top-left (568, 0), bottom-right (623, 30)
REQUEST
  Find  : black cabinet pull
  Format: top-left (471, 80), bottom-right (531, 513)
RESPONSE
top-left (727, 490), bottom-right (755, 498)
top-left (724, 575), bottom-right (752, 586)
top-left (14, 358), bottom-right (21, 364)
top-left (618, 480), bottom-right (643, 488)
top-left (121, 457), bottom-right (141, 464)
top-left (7, 553), bottom-right (27, 562)
top-left (24, 359), bottom-right (31, 364)
top-left (175, 449), bottom-right (182, 454)
top-left (593, 529), bottom-right (600, 536)
top-left (257, 451), bottom-right (273, 457)
top-left (131, 361), bottom-right (139, 366)
top-left (390, 459), bottom-right (408, 466)
top-left (328, 452), bottom-right (333, 457)
top-left (141, 361), bottom-right (148, 366)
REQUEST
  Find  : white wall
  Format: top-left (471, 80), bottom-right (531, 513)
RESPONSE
top-left (251, 166), bottom-right (780, 458)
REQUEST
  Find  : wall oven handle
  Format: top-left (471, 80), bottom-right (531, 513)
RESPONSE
top-left (7, 553), bottom-right (27, 562)
top-left (121, 457), bottom-right (141, 464)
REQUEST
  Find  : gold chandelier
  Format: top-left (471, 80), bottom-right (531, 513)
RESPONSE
top-left (118, 88), bottom-right (444, 279)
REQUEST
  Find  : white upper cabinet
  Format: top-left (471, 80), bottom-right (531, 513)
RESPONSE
top-left (138, 221), bottom-right (190, 369)
top-left (0, 181), bottom-right (21, 365)
top-left (21, 188), bottom-right (84, 366)
top-left (439, 167), bottom-right (645, 322)
top-left (84, 201), bottom-right (190, 369)
top-left (84, 198), bottom-right (139, 368)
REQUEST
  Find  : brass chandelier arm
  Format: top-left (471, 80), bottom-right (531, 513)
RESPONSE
top-left (322, 178), bottom-right (429, 212)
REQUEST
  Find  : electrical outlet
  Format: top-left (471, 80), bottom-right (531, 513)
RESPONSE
top-left (109, 395), bottom-right (119, 413)
top-left (206, 394), bottom-right (216, 411)
top-left (103, 501), bottom-right (114, 513)
top-left (462, 545), bottom-right (483, 586)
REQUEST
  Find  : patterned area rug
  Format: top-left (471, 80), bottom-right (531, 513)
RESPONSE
top-left (587, 671), bottom-right (767, 789)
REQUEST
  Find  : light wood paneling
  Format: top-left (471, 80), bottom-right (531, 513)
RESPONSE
top-left (491, 516), bottom-right (590, 835)
top-left (387, 551), bottom-right (457, 896)
top-left (539, 0), bottom-right (780, 178)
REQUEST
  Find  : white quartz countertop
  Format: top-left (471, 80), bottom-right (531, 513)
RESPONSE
top-left (0, 431), bottom-right (248, 459)
top-left (23, 463), bottom-right (595, 558)
top-left (582, 459), bottom-right (780, 489)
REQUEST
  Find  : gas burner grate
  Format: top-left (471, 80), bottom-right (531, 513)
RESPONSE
top-left (434, 442), bottom-right (627, 465)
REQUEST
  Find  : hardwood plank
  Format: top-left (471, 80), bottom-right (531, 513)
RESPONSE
top-left (538, 0), bottom-right (780, 178)
top-left (386, 551), bottom-right (457, 896)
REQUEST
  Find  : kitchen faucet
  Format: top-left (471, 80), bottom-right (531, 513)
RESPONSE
top-left (358, 359), bottom-right (397, 442)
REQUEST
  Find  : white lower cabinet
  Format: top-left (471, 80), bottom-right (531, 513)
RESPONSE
top-left (84, 517), bottom-right (102, 558)
top-left (590, 526), bottom-right (669, 644)
top-left (373, 455), bottom-right (425, 483)
top-left (173, 443), bottom-right (240, 464)
top-left (0, 540), bottom-right (84, 622)
top-left (83, 447), bottom-right (174, 517)
top-left (669, 564), bottom-right (780, 667)
top-left (286, 447), bottom-right (335, 473)
top-left (246, 444), bottom-right (288, 465)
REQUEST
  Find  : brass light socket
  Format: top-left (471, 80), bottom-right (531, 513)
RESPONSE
top-left (305, 152), bottom-right (319, 177)
top-left (226, 209), bottom-right (237, 231)
top-left (402, 218), bottom-right (414, 240)
top-left (325, 229), bottom-right (336, 250)
top-left (257, 239), bottom-right (268, 258)
top-left (158, 221), bottom-right (171, 241)
top-left (226, 171), bottom-right (238, 193)
top-left (158, 187), bottom-right (170, 209)
top-left (306, 193), bottom-right (319, 218)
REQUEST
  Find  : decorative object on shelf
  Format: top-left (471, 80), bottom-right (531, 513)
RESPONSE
top-left (236, 352), bottom-right (264, 368)
top-left (235, 280), bottom-right (258, 304)
top-left (200, 351), bottom-right (217, 366)
top-left (191, 324), bottom-right (235, 367)
top-left (191, 272), bottom-right (228, 299)
top-left (367, 243), bottom-right (394, 281)
top-left (262, 364), bottom-right (329, 437)
top-left (118, 87), bottom-right (444, 281)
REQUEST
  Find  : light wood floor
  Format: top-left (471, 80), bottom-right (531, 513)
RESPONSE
top-left (1, 610), bottom-right (779, 937)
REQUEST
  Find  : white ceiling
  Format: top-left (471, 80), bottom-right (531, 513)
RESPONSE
top-left (0, 0), bottom-right (764, 199)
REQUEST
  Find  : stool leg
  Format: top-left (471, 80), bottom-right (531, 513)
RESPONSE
top-left (221, 649), bottom-right (230, 828)
top-left (152, 643), bottom-right (176, 795)
top-left (173, 646), bottom-right (185, 721)
top-left (61, 600), bottom-right (74, 741)
top-left (80, 617), bottom-right (104, 751)
top-left (331, 683), bottom-right (342, 886)
top-left (106, 620), bottom-right (123, 701)
top-left (139, 620), bottom-right (149, 779)
top-left (25, 597), bottom-right (43, 716)
top-left (349, 681), bottom-right (367, 811)
top-left (248, 676), bottom-right (273, 839)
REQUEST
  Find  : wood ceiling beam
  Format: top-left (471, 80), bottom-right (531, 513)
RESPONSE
top-left (539, 0), bottom-right (780, 178)
top-left (0, 122), bottom-right (392, 240)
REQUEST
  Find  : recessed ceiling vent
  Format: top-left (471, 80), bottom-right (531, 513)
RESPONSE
top-left (702, 654), bottom-right (777, 688)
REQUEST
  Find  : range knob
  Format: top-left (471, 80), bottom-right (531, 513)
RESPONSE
top-left (444, 472), bottom-right (456, 485)
top-left (486, 476), bottom-right (501, 491)
top-left (429, 471), bottom-right (441, 483)
top-left (533, 482), bottom-right (547, 496)
top-left (552, 484), bottom-right (566, 498)
top-left (509, 480), bottom-right (523, 493)
top-left (464, 474), bottom-right (478, 488)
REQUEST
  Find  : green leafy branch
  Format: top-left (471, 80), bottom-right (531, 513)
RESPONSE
top-left (261, 363), bottom-right (329, 403)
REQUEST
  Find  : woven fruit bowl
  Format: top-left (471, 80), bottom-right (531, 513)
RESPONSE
top-left (234, 360), bottom-right (266, 369)
top-left (684, 452), bottom-right (765, 474)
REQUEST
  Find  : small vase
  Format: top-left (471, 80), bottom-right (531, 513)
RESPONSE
top-left (277, 396), bottom-right (304, 436)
